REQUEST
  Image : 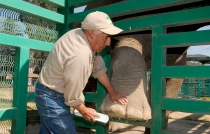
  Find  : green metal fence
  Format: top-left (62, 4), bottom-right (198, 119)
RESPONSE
top-left (179, 79), bottom-right (210, 99)
top-left (0, 0), bottom-right (210, 134)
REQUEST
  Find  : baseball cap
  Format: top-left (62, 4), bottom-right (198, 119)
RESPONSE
top-left (81, 11), bottom-right (123, 35)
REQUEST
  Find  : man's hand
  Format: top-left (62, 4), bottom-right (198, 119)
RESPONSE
top-left (109, 90), bottom-right (128, 105)
top-left (97, 73), bottom-right (128, 105)
top-left (73, 104), bottom-right (100, 122)
top-left (80, 107), bottom-right (100, 122)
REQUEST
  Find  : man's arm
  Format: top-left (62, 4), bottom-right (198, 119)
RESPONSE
top-left (98, 73), bottom-right (128, 105)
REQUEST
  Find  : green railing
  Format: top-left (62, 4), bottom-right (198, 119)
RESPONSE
top-left (179, 79), bottom-right (210, 99)
top-left (0, 0), bottom-right (210, 134)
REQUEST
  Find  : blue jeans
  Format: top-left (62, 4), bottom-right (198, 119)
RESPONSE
top-left (35, 82), bottom-right (77, 134)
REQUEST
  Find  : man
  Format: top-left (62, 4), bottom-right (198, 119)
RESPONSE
top-left (35, 11), bottom-right (128, 134)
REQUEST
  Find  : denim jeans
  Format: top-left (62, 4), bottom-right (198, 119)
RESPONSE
top-left (35, 82), bottom-right (77, 134)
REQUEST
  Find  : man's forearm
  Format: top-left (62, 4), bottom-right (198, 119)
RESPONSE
top-left (72, 103), bottom-right (86, 114)
top-left (97, 73), bottom-right (115, 94)
top-left (98, 73), bottom-right (128, 105)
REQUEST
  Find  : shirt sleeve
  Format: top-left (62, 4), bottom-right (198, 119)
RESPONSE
top-left (91, 54), bottom-right (107, 78)
top-left (63, 54), bottom-right (90, 106)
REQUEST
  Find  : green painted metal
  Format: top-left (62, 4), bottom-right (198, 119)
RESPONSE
top-left (162, 66), bottom-right (210, 78)
top-left (68, 0), bottom-right (104, 7)
top-left (68, 0), bottom-right (203, 23)
top-left (72, 116), bottom-right (96, 129)
top-left (11, 47), bottom-right (30, 134)
top-left (96, 47), bottom-right (110, 112)
top-left (0, 1), bottom-right (64, 24)
top-left (27, 92), bottom-right (35, 102)
top-left (96, 123), bottom-right (109, 134)
top-left (84, 92), bottom-right (97, 102)
top-left (0, 33), bottom-right (54, 51)
top-left (115, 6), bottom-right (210, 32)
top-left (153, 30), bottom-right (210, 47)
top-left (151, 26), bottom-right (167, 134)
top-left (0, 0), bottom-right (210, 134)
top-left (179, 79), bottom-right (210, 99)
top-left (162, 98), bottom-right (210, 114)
top-left (0, 108), bottom-right (18, 121)
top-left (110, 118), bottom-right (151, 128)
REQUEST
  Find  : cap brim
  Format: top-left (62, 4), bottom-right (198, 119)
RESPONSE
top-left (100, 26), bottom-right (123, 35)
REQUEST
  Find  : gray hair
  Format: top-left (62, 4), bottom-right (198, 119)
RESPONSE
top-left (82, 29), bottom-right (102, 35)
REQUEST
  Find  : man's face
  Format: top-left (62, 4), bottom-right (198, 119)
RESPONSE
top-left (91, 31), bottom-right (111, 52)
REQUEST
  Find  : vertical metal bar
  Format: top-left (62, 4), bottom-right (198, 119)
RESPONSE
top-left (96, 47), bottom-right (110, 112)
top-left (95, 47), bottom-right (110, 134)
top-left (11, 47), bottom-right (29, 134)
top-left (57, 0), bottom-right (73, 37)
top-left (151, 26), bottom-right (167, 134)
top-left (96, 123), bottom-right (109, 134)
top-left (198, 79), bottom-right (201, 98)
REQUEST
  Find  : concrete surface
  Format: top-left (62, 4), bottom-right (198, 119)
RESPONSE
top-left (26, 112), bottom-right (210, 134)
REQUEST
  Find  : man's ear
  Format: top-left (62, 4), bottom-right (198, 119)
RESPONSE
top-left (86, 30), bottom-right (94, 39)
top-left (85, 30), bottom-right (94, 43)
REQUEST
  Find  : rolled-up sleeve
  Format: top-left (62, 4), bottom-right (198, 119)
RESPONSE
top-left (92, 54), bottom-right (107, 78)
top-left (63, 54), bottom-right (90, 106)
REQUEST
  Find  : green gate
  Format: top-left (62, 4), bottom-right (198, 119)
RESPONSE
top-left (0, 0), bottom-right (210, 134)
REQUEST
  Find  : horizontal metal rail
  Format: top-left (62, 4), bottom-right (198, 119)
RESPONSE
top-left (0, 1), bottom-right (64, 24)
top-left (68, 0), bottom-right (203, 23)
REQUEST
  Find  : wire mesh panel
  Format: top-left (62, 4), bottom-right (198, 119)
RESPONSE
top-left (28, 49), bottom-right (48, 93)
top-left (0, 49), bottom-right (14, 109)
top-left (0, 45), bottom-right (14, 134)
top-left (0, 120), bottom-right (11, 134)
top-left (179, 79), bottom-right (210, 99)
top-left (0, 7), bottom-right (58, 43)
top-left (0, 0), bottom-right (62, 133)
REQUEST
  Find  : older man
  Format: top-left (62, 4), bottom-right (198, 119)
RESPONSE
top-left (35, 11), bottom-right (128, 134)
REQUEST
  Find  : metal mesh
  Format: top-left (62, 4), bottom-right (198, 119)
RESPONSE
top-left (28, 50), bottom-right (48, 92)
top-left (0, 54), bottom-right (14, 108)
top-left (0, 49), bottom-right (48, 94)
top-left (23, 0), bottom-right (57, 12)
top-left (0, 7), bottom-right (58, 43)
top-left (0, 49), bottom-right (48, 131)
top-left (179, 79), bottom-right (210, 99)
top-left (0, 120), bottom-right (11, 134)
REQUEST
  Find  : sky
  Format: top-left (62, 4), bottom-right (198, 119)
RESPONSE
top-left (74, 6), bottom-right (86, 13)
top-left (187, 25), bottom-right (210, 57)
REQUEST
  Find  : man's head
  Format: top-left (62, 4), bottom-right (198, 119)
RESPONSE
top-left (81, 11), bottom-right (123, 52)
top-left (81, 11), bottom-right (123, 35)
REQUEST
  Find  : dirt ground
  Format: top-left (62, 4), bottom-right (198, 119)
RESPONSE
top-left (26, 111), bottom-right (210, 134)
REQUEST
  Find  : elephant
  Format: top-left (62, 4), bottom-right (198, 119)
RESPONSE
top-left (106, 34), bottom-right (186, 133)
top-left (84, 1), bottom-right (191, 133)
top-left (100, 38), bottom-right (152, 121)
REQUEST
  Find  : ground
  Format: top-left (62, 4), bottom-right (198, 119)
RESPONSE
top-left (26, 111), bottom-right (210, 134)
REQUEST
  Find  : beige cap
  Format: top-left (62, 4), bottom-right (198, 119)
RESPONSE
top-left (81, 11), bottom-right (123, 35)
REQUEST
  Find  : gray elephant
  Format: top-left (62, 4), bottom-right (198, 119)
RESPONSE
top-left (100, 37), bottom-right (152, 132)
top-left (100, 38), bottom-right (151, 120)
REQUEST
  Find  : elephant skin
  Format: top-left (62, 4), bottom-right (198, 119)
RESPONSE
top-left (100, 38), bottom-right (152, 132)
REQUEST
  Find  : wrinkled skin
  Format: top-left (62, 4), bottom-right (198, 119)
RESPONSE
top-left (100, 38), bottom-right (152, 132)
top-left (100, 38), bottom-right (151, 123)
